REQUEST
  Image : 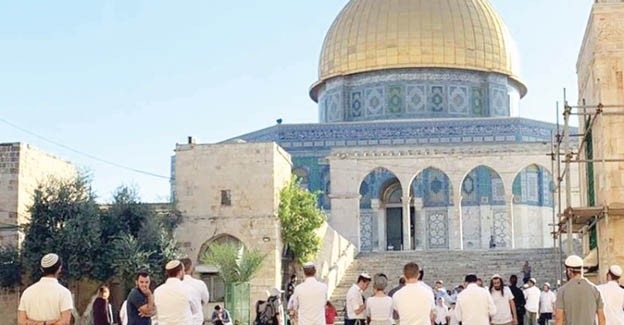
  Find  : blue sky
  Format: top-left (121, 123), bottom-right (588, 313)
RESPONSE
top-left (0, 1), bottom-right (594, 202)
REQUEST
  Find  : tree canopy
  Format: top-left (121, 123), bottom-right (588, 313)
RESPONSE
top-left (278, 175), bottom-right (326, 263)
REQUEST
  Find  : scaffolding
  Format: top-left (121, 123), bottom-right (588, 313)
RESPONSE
top-left (551, 90), bottom-right (624, 284)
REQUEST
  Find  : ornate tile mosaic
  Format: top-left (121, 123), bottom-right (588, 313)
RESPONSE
top-left (429, 85), bottom-right (446, 112)
top-left (448, 86), bottom-right (469, 115)
top-left (386, 85), bottom-right (404, 114)
top-left (427, 211), bottom-right (449, 249)
top-left (366, 87), bottom-right (385, 116)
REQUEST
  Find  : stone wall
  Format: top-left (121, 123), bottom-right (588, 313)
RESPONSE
top-left (173, 141), bottom-right (292, 305)
top-left (312, 222), bottom-right (357, 298)
top-left (0, 143), bottom-right (76, 246)
top-left (0, 289), bottom-right (18, 325)
top-left (577, 2), bottom-right (624, 281)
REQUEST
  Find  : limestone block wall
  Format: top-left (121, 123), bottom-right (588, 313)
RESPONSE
top-left (0, 143), bottom-right (76, 245)
top-left (313, 222), bottom-right (357, 298)
top-left (173, 142), bottom-right (292, 304)
top-left (577, 2), bottom-right (624, 280)
top-left (0, 289), bottom-right (18, 325)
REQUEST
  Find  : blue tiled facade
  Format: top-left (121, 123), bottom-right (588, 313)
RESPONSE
top-left (316, 69), bottom-right (520, 122)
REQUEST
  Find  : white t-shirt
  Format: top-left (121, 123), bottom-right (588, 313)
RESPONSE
top-left (183, 274), bottom-right (210, 325)
top-left (291, 277), bottom-right (328, 325)
top-left (154, 277), bottom-right (198, 325)
top-left (18, 277), bottom-right (74, 322)
top-left (365, 296), bottom-right (393, 321)
top-left (434, 305), bottom-right (449, 324)
top-left (490, 286), bottom-right (514, 324)
top-left (448, 307), bottom-right (460, 325)
top-left (539, 290), bottom-right (556, 314)
top-left (455, 283), bottom-right (497, 325)
top-left (346, 284), bottom-right (365, 319)
top-left (393, 282), bottom-right (435, 325)
top-left (524, 286), bottom-right (540, 313)
top-left (598, 281), bottom-right (624, 325)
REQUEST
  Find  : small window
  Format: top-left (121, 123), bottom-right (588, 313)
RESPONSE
top-left (220, 190), bottom-right (231, 206)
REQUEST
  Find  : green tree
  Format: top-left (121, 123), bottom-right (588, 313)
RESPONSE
top-left (202, 243), bottom-right (266, 283)
top-left (278, 175), bottom-right (326, 263)
top-left (21, 175), bottom-right (101, 282)
top-left (0, 246), bottom-right (20, 288)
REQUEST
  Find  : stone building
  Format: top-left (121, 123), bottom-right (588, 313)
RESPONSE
top-left (0, 142), bottom-right (76, 246)
top-left (171, 0), bottom-right (582, 302)
top-left (573, 0), bottom-right (624, 281)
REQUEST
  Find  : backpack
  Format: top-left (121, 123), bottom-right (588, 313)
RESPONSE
top-left (255, 296), bottom-right (277, 325)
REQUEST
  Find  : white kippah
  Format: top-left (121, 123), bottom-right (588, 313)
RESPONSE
top-left (302, 262), bottom-right (315, 268)
top-left (165, 260), bottom-right (181, 270)
top-left (41, 253), bottom-right (59, 268)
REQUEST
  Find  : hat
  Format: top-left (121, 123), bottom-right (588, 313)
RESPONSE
top-left (528, 278), bottom-right (537, 284)
top-left (165, 260), bottom-right (181, 270)
top-left (564, 255), bottom-right (584, 269)
top-left (302, 262), bottom-right (315, 268)
top-left (270, 287), bottom-right (284, 296)
top-left (41, 253), bottom-right (59, 268)
top-left (522, 284), bottom-right (529, 289)
top-left (544, 282), bottom-right (551, 288)
top-left (359, 273), bottom-right (372, 280)
top-left (490, 274), bottom-right (502, 280)
top-left (435, 280), bottom-right (444, 285)
top-left (609, 265), bottom-right (623, 277)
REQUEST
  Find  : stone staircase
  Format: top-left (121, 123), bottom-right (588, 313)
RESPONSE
top-left (329, 248), bottom-right (562, 314)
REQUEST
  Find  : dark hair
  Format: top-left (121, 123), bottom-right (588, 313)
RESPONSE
top-left (41, 258), bottom-right (62, 276)
top-left (135, 271), bottom-right (150, 280)
top-left (166, 263), bottom-right (183, 278)
top-left (215, 305), bottom-right (221, 310)
top-left (418, 269), bottom-right (424, 281)
top-left (489, 277), bottom-right (505, 292)
top-left (609, 271), bottom-right (621, 281)
top-left (399, 276), bottom-right (406, 285)
top-left (357, 275), bottom-right (372, 284)
top-left (98, 285), bottom-right (110, 295)
top-left (180, 257), bottom-right (192, 271)
top-left (303, 265), bottom-right (316, 277)
top-left (404, 262), bottom-right (420, 280)
top-left (465, 274), bottom-right (478, 283)
top-left (290, 274), bottom-right (297, 280)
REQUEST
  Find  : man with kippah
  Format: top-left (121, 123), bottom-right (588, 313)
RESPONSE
top-left (555, 255), bottom-right (605, 325)
top-left (17, 253), bottom-right (73, 325)
top-left (289, 262), bottom-right (328, 325)
top-left (597, 264), bottom-right (624, 325)
top-left (154, 260), bottom-right (199, 325)
top-left (180, 258), bottom-right (210, 325)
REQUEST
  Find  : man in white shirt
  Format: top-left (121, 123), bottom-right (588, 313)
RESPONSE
top-left (180, 258), bottom-right (210, 325)
top-left (345, 273), bottom-right (371, 325)
top-left (538, 282), bottom-right (556, 325)
top-left (392, 262), bottom-right (435, 325)
top-left (597, 265), bottom-right (624, 325)
top-left (290, 262), bottom-right (328, 325)
top-left (154, 260), bottom-right (199, 325)
top-left (455, 274), bottom-right (496, 325)
top-left (18, 253), bottom-right (74, 325)
top-left (489, 274), bottom-right (517, 325)
top-left (523, 278), bottom-right (540, 325)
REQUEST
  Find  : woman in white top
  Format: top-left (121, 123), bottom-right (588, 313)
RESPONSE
top-left (434, 297), bottom-right (449, 325)
top-left (365, 274), bottom-right (393, 325)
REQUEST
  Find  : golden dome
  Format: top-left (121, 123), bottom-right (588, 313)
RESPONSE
top-left (311, 0), bottom-right (526, 100)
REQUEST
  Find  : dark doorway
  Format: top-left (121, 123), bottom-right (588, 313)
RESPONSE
top-left (386, 207), bottom-right (403, 250)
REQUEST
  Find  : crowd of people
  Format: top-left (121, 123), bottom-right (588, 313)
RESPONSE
top-left (286, 256), bottom-right (624, 325)
top-left (15, 252), bottom-right (624, 325)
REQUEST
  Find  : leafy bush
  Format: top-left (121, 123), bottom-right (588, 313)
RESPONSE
top-left (0, 246), bottom-right (20, 288)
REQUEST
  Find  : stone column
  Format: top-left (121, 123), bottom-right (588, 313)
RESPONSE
top-left (413, 197), bottom-right (425, 250)
top-left (508, 194), bottom-right (515, 248)
top-left (371, 199), bottom-right (384, 251)
top-left (402, 195), bottom-right (412, 250)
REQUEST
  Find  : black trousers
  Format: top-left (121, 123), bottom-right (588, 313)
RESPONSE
top-left (538, 312), bottom-right (553, 325)
top-left (344, 319), bottom-right (365, 325)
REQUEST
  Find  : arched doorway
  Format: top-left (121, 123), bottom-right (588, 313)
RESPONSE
top-left (461, 166), bottom-right (508, 249)
top-left (197, 234), bottom-right (245, 302)
top-left (410, 167), bottom-right (453, 249)
top-left (512, 164), bottom-right (555, 248)
top-left (359, 167), bottom-right (407, 251)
